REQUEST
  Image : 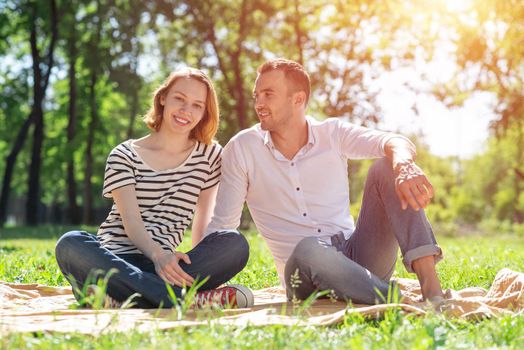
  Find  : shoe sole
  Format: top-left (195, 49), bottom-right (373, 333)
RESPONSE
top-left (228, 284), bottom-right (254, 308)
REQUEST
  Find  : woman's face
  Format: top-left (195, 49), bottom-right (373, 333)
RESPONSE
top-left (160, 77), bottom-right (208, 136)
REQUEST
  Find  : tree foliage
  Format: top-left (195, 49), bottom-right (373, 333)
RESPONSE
top-left (429, 0), bottom-right (524, 224)
top-left (0, 0), bottom-right (522, 227)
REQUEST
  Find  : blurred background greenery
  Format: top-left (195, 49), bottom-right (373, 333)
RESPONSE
top-left (1, 0), bottom-right (523, 235)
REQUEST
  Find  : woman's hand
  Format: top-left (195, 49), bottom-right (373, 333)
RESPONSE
top-left (152, 250), bottom-right (195, 287)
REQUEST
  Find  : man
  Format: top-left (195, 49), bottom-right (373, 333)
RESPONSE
top-left (205, 58), bottom-right (444, 305)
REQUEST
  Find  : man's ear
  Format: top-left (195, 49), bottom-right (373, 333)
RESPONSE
top-left (294, 91), bottom-right (307, 107)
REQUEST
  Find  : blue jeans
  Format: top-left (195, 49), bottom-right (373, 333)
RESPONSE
top-left (55, 230), bottom-right (249, 308)
top-left (284, 158), bottom-right (443, 304)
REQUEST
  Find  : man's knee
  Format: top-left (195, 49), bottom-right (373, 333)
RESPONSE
top-left (368, 157), bottom-right (393, 178)
top-left (285, 237), bottom-right (325, 277)
top-left (293, 236), bottom-right (326, 259)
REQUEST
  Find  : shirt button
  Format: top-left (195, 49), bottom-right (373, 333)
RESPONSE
top-left (317, 229), bottom-right (321, 233)
top-left (303, 213), bottom-right (307, 217)
top-left (291, 162), bottom-right (294, 166)
top-left (296, 187), bottom-right (300, 191)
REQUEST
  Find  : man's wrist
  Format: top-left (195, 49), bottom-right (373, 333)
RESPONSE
top-left (392, 158), bottom-right (415, 172)
top-left (385, 136), bottom-right (417, 165)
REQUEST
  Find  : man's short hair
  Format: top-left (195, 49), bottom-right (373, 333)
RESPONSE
top-left (257, 58), bottom-right (311, 105)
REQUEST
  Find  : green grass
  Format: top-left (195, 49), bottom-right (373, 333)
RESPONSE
top-left (1, 225), bottom-right (524, 349)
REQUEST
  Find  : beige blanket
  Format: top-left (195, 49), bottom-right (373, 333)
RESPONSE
top-left (1, 268), bottom-right (523, 334)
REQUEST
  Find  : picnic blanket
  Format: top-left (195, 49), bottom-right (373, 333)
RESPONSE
top-left (1, 268), bottom-right (523, 335)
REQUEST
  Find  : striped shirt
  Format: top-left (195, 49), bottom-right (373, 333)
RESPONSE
top-left (97, 140), bottom-right (222, 255)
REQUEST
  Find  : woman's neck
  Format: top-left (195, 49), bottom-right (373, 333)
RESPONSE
top-left (147, 128), bottom-right (195, 154)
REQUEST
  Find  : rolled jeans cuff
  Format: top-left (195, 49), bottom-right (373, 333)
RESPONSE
top-left (402, 244), bottom-right (443, 273)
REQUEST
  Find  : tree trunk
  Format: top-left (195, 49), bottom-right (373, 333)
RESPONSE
top-left (83, 70), bottom-right (97, 224)
top-left (83, 0), bottom-right (102, 224)
top-left (126, 88), bottom-right (139, 139)
top-left (26, 8), bottom-right (44, 224)
top-left (67, 17), bottom-right (81, 224)
top-left (26, 0), bottom-right (59, 225)
top-left (187, 2), bottom-right (248, 133)
top-left (514, 121), bottom-right (524, 223)
top-left (293, 0), bottom-right (304, 65)
top-left (231, 0), bottom-right (248, 130)
top-left (26, 101), bottom-right (44, 225)
top-left (232, 59), bottom-right (246, 130)
top-left (0, 113), bottom-right (35, 226)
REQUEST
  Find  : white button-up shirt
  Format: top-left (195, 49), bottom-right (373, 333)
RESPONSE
top-left (205, 116), bottom-right (408, 284)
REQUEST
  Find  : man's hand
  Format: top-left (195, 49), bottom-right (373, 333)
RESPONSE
top-left (393, 161), bottom-right (434, 211)
top-left (152, 250), bottom-right (195, 287)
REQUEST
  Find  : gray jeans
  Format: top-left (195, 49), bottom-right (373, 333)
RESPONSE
top-left (284, 158), bottom-right (442, 304)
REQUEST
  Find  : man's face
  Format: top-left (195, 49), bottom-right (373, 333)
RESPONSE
top-left (253, 70), bottom-right (294, 132)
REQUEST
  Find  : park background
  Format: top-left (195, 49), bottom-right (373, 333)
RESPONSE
top-left (2, 0), bottom-right (523, 234)
top-left (1, 1), bottom-right (524, 348)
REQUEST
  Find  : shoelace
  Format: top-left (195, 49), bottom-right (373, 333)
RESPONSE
top-left (194, 288), bottom-right (233, 307)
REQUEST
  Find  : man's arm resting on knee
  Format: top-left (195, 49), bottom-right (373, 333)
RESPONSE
top-left (385, 138), bottom-right (444, 302)
top-left (384, 137), bottom-right (434, 211)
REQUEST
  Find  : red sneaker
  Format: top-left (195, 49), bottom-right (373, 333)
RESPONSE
top-left (193, 284), bottom-right (254, 308)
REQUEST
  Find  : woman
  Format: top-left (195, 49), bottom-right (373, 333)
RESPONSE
top-left (55, 68), bottom-right (252, 309)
